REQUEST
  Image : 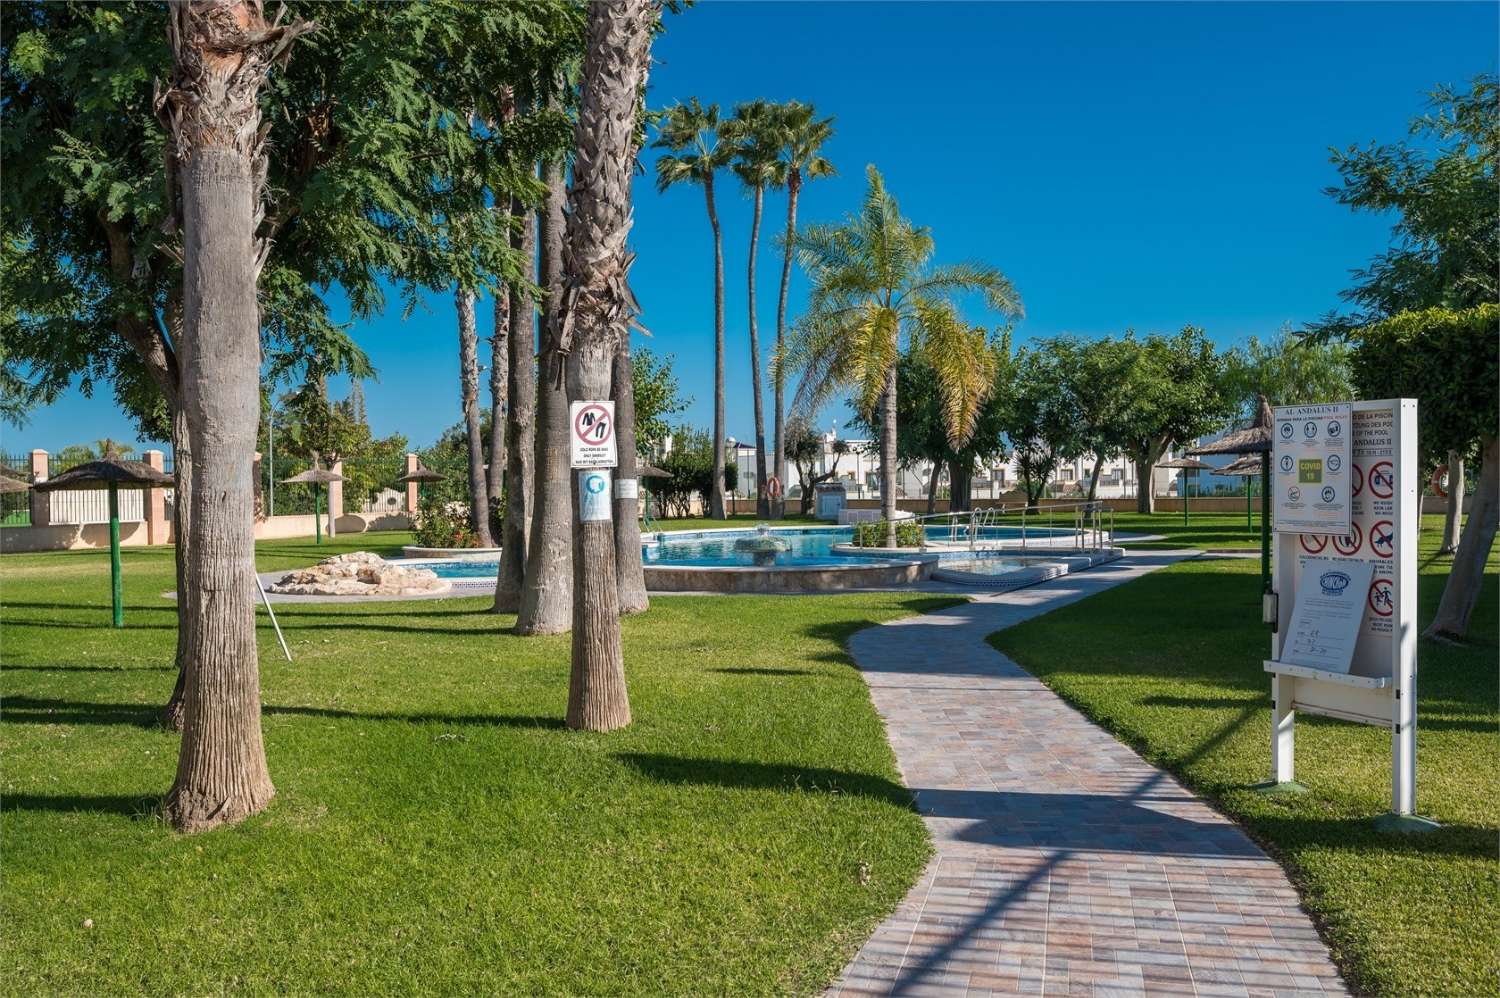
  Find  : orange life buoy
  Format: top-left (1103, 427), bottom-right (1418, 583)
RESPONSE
top-left (766, 475), bottom-right (783, 499)
top-left (1431, 465), bottom-right (1448, 498)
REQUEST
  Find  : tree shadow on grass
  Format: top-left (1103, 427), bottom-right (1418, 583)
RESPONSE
top-left (708, 667), bottom-right (817, 677)
top-left (616, 752), bottom-right (914, 809)
top-left (1, 696), bottom-right (564, 732)
top-left (0, 663), bottom-right (175, 673)
top-left (2, 793), bottom-right (160, 819)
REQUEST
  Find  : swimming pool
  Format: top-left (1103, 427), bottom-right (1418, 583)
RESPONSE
top-left (413, 524), bottom-right (1071, 577)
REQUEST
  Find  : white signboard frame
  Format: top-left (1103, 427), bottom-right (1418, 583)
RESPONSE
top-left (1273, 402), bottom-right (1352, 536)
top-left (569, 400), bottom-right (618, 469)
top-left (1266, 398), bottom-right (1418, 816)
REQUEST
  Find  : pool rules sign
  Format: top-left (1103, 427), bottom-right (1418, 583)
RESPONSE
top-left (1267, 398), bottom-right (1429, 826)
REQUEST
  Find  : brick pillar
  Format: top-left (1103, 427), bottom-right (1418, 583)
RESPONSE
top-left (404, 452), bottom-right (419, 512)
top-left (328, 459), bottom-right (344, 538)
top-left (29, 449), bottom-right (49, 527)
top-left (144, 450), bottom-right (168, 544)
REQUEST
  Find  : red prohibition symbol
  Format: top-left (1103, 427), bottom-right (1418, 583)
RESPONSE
top-left (1299, 534), bottom-right (1328, 555)
top-left (1368, 461), bottom-right (1394, 499)
top-left (1370, 520), bottom-right (1395, 559)
top-left (1351, 463), bottom-right (1364, 497)
top-left (1331, 523), bottom-right (1362, 557)
top-left (573, 403), bottom-right (612, 445)
top-left (1368, 578), bottom-right (1394, 617)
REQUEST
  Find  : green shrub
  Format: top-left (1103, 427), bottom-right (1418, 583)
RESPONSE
top-left (851, 518), bottom-right (924, 547)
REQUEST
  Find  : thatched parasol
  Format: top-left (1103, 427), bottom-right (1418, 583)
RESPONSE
top-left (282, 467), bottom-right (343, 544)
top-left (1156, 456), bottom-right (1214, 527)
top-left (396, 462), bottom-right (445, 484)
top-left (0, 474), bottom-right (30, 494)
top-left (639, 464), bottom-right (670, 478)
top-left (34, 458), bottom-right (173, 628)
top-left (1188, 395), bottom-right (1275, 592)
top-left (1212, 454), bottom-right (1264, 531)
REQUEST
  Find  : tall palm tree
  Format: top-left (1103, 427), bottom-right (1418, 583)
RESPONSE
top-left (653, 99), bottom-right (733, 519)
top-left (787, 165), bottom-right (1023, 546)
top-left (771, 102), bottom-right (835, 508)
top-left (726, 98), bottom-right (781, 516)
top-left (562, 0), bottom-right (654, 732)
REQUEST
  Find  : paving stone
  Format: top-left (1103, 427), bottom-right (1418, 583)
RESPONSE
top-left (826, 554), bottom-right (1345, 998)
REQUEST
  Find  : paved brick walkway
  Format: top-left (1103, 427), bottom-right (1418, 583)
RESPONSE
top-left (833, 553), bottom-right (1346, 998)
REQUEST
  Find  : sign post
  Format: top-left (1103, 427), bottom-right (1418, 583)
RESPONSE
top-left (1264, 398), bottom-right (1433, 829)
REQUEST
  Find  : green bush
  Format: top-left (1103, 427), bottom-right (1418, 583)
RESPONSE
top-left (413, 487), bottom-right (484, 548)
top-left (851, 518), bottom-right (924, 547)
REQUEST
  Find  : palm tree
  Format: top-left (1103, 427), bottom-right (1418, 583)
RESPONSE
top-left (787, 166), bottom-right (1023, 546)
top-left (653, 99), bottom-right (733, 519)
top-left (771, 102), bottom-right (835, 509)
top-left (726, 99), bottom-right (781, 516)
top-left (562, 0), bottom-right (654, 732)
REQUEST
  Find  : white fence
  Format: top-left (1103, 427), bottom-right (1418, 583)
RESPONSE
top-left (46, 488), bottom-right (145, 525)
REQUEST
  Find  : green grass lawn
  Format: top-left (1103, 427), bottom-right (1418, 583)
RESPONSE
top-left (1, 532), bottom-right (958, 994)
top-left (1107, 509), bottom-right (1266, 549)
top-left (989, 521), bottom-right (1499, 996)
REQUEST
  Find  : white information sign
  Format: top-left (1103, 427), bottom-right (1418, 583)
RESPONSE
top-left (578, 469), bottom-right (612, 522)
top-left (1273, 403), bottom-right (1352, 536)
top-left (614, 478), bottom-right (638, 500)
top-left (569, 400), bottom-right (618, 469)
top-left (1268, 398), bottom-right (1420, 820)
top-left (1281, 558), bottom-right (1374, 674)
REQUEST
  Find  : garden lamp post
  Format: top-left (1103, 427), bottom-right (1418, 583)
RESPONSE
top-left (32, 458), bottom-right (172, 627)
top-left (282, 467), bottom-right (343, 545)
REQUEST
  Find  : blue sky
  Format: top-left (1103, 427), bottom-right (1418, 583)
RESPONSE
top-left (16, 1), bottom-right (1497, 454)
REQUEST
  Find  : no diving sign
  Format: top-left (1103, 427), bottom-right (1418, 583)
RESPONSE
top-left (570, 400), bottom-right (618, 469)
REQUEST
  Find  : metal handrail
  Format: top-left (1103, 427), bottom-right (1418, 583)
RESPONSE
top-left (900, 501), bottom-right (1116, 554)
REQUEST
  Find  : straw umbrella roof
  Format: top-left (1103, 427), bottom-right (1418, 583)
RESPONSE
top-left (33, 458), bottom-right (172, 492)
top-left (1156, 456), bottom-right (1215, 471)
top-left (396, 462), bottom-right (445, 484)
top-left (639, 464), bottom-right (671, 478)
top-left (282, 467), bottom-right (343, 485)
top-left (1215, 454), bottom-right (1264, 477)
top-left (1188, 395), bottom-right (1274, 457)
top-left (0, 463), bottom-right (27, 482)
top-left (0, 474), bottom-right (30, 494)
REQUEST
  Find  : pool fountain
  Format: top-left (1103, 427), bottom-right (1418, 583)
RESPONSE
top-left (732, 525), bottom-right (792, 566)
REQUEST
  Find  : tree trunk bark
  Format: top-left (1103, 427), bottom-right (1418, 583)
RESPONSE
top-left (747, 185), bottom-right (769, 517)
top-left (613, 335), bottom-right (648, 614)
top-left (1425, 436), bottom-right (1497, 642)
top-left (517, 137), bottom-right (572, 635)
top-left (563, 0), bottom-right (653, 732)
top-left (159, 0), bottom-right (309, 833)
top-left (493, 195), bottom-right (536, 612)
top-left (1134, 441), bottom-right (1166, 514)
top-left (772, 173), bottom-right (800, 520)
top-left (949, 458), bottom-right (972, 512)
top-left (926, 462), bottom-right (940, 515)
top-left (456, 288), bottom-right (495, 547)
top-left (1440, 451), bottom-right (1464, 554)
top-left (1087, 456), bottom-right (1104, 502)
top-left (165, 150), bottom-right (273, 832)
top-left (488, 267), bottom-right (508, 519)
top-left (706, 174), bottom-right (727, 520)
top-left (162, 404), bottom-right (192, 731)
top-left (880, 367), bottom-right (898, 546)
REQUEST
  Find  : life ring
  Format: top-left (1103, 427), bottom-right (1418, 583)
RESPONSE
top-left (1431, 465), bottom-right (1448, 498)
top-left (766, 475), bottom-right (783, 500)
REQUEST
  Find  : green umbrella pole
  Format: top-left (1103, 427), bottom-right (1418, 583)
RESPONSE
top-left (314, 484), bottom-right (323, 545)
top-left (1182, 474), bottom-right (1189, 528)
top-left (1260, 458), bottom-right (1271, 594)
top-left (108, 482), bottom-right (123, 628)
top-left (1246, 475), bottom-right (1253, 530)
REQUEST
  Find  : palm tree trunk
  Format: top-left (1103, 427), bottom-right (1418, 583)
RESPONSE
top-left (564, 0), bottom-right (653, 732)
top-left (488, 251), bottom-right (509, 526)
top-left (880, 366), bottom-right (898, 545)
top-left (159, 0), bottom-right (309, 833)
top-left (517, 129), bottom-right (573, 635)
top-left (706, 174), bottom-right (727, 520)
top-left (773, 172), bottom-right (800, 520)
top-left (747, 184), bottom-right (769, 517)
top-left (162, 403), bottom-right (192, 731)
top-left (613, 335), bottom-right (648, 613)
top-left (1425, 436), bottom-right (1497, 641)
top-left (1440, 450), bottom-right (1463, 554)
top-left (456, 288), bottom-right (495, 546)
top-left (493, 194), bottom-right (536, 612)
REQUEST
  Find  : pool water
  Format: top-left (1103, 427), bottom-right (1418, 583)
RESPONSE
top-left (415, 524), bottom-right (1068, 576)
top-left (937, 556), bottom-right (1030, 575)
